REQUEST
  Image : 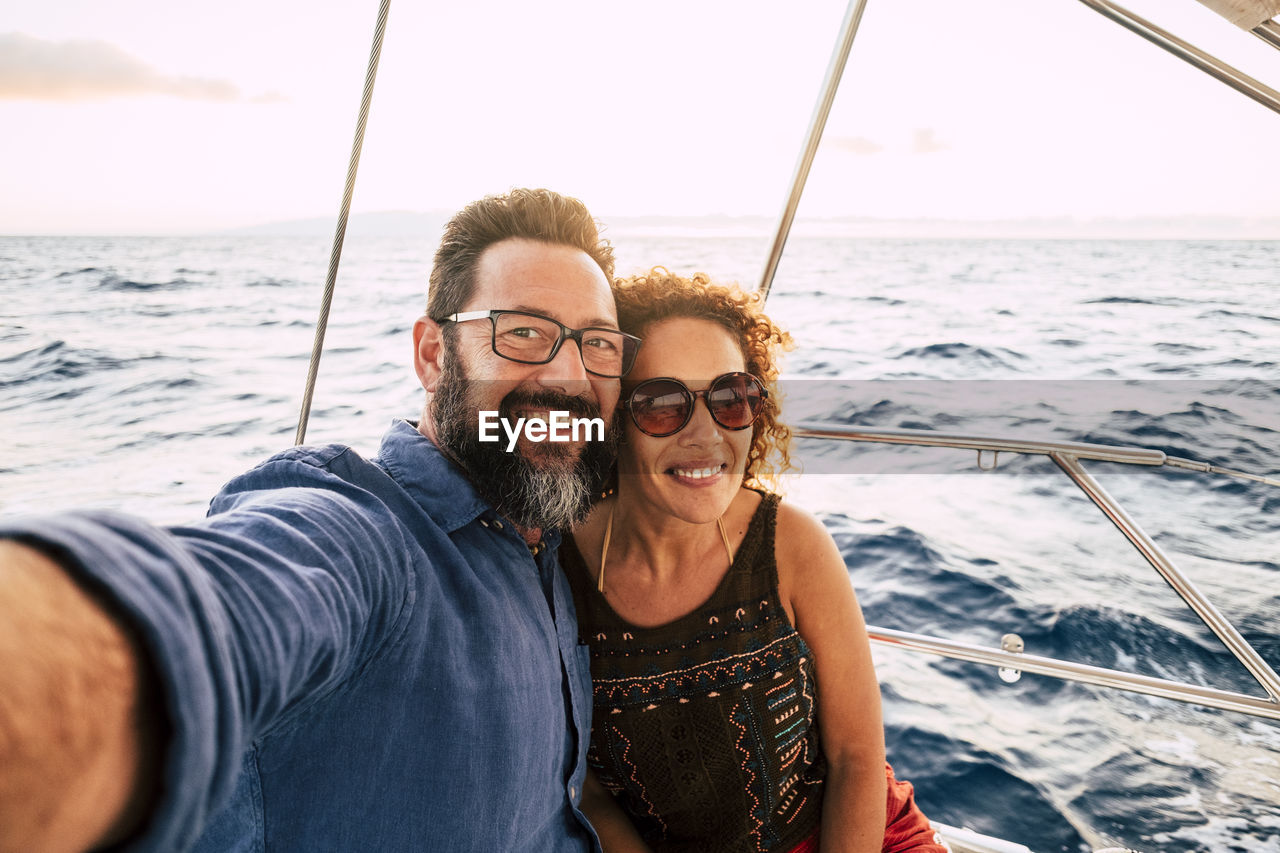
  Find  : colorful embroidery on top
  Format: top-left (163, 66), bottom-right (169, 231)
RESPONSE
top-left (563, 493), bottom-right (826, 852)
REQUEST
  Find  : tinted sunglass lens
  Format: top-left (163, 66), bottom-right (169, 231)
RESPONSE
top-left (629, 380), bottom-right (692, 436)
top-left (707, 374), bottom-right (764, 429)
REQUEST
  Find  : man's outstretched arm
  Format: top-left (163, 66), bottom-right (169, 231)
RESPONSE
top-left (0, 541), bottom-right (160, 853)
top-left (0, 452), bottom-right (423, 851)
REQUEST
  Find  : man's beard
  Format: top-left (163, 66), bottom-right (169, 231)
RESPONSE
top-left (431, 354), bottom-right (619, 531)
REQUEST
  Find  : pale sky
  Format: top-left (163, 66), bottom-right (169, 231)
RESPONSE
top-left (2, 0), bottom-right (1279, 234)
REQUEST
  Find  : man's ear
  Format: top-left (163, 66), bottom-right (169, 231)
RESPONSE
top-left (413, 315), bottom-right (445, 393)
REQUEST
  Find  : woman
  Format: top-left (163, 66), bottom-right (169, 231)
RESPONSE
top-left (564, 269), bottom-right (947, 853)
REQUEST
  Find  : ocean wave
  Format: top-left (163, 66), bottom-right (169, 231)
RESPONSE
top-left (1153, 342), bottom-right (1210, 355)
top-left (1151, 814), bottom-right (1280, 853)
top-left (0, 340), bottom-right (140, 388)
top-left (1074, 748), bottom-right (1280, 852)
top-left (1035, 606), bottom-right (1238, 686)
top-left (886, 725), bottom-right (1088, 852)
top-left (54, 266), bottom-right (107, 279)
top-left (96, 273), bottom-right (198, 292)
top-left (1206, 357), bottom-right (1279, 372)
top-left (1082, 295), bottom-right (1202, 307)
top-left (1207, 377), bottom-right (1280, 400)
top-left (837, 524), bottom-right (1033, 635)
top-left (1200, 308), bottom-right (1280, 324)
top-left (820, 397), bottom-right (916, 425)
top-left (893, 343), bottom-right (1029, 370)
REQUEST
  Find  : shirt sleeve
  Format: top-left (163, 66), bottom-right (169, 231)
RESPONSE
top-left (0, 447), bottom-right (419, 852)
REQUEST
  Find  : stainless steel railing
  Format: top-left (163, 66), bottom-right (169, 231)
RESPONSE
top-left (794, 422), bottom-right (1280, 720)
top-left (1076, 0), bottom-right (1280, 115)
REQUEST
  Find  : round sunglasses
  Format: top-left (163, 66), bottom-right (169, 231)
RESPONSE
top-left (624, 372), bottom-right (768, 437)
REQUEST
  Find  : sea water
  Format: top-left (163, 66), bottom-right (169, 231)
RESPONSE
top-left (1, 233), bottom-right (1278, 851)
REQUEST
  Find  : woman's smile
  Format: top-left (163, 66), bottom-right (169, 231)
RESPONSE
top-left (666, 461), bottom-right (728, 484)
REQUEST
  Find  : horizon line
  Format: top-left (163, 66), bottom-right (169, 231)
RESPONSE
top-left (4, 210), bottom-right (1280, 239)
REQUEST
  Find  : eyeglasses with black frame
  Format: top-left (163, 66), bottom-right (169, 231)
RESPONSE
top-left (436, 309), bottom-right (642, 378)
top-left (624, 372), bottom-right (768, 437)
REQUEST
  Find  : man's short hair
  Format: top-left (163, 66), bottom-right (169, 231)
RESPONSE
top-left (426, 188), bottom-right (615, 320)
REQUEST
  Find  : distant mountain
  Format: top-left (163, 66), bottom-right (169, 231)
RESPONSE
top-left (223, 210), bottom-right (1280, 240)
top-left (220, 211), bottom-right (772, 238)
top-left (221, 211), bottom-right (450, 237)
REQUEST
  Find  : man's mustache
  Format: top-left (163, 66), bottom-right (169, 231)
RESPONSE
top-left (498, 389), bottom-right (600, 422)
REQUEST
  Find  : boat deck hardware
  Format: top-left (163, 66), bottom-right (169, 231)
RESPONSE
top-left (998, 633), bottom-right (1024, 683)
top-left (1195, 0), bottom-right (1280, 50)
top-left (796, 422), bottom-right (1280, 720)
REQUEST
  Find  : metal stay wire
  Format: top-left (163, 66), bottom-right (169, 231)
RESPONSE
top-left (1076, 0), bottom-right (1280, 115)
top-left (1257, 19), bottom-right (1280, 49)
top-left (757, 0), bottom-right (870, 302)
top-left (1053, 452), bottom-right (1280, 702)
top-left (793, 422), bottom-right (1280, 714)
top-left (757, 0), bottom-right (1280, 304)
top-left (295, 0), bottom-right (392, 446)
top-left (751, 0), bottom-right (1280, 716)
top-left (1193, 0), bottom-right (1280, 51)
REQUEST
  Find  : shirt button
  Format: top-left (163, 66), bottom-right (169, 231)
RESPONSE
top-left (492, 519), bottom-right (505, 530)
top-left (569, 785), bottom-right (578, 801)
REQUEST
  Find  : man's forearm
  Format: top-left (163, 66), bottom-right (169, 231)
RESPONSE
top-left (0, 541), bottom-right (157, 853)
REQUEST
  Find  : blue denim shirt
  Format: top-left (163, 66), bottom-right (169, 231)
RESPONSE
top-left (2, 420), bottom-right (600, 852)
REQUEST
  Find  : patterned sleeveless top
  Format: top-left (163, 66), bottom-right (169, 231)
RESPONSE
top-left (562, 492), bottom-right (826, 852)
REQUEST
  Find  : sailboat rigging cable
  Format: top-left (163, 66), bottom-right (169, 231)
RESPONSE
top-left (294, 0), bottom-right (392, 445)
top-left (757, 0), bottom-right (868, 302)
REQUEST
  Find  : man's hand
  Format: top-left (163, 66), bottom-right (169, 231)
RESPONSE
top-left (0, 541), bottom-right (158, 853)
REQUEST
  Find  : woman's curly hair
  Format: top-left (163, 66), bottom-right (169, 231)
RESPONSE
top-left (613, 268), bottom-right (794, 490)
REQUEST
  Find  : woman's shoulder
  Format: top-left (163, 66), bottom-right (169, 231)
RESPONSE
top-left (772, 495), bottom-right (833, 545)
top-left (732, 488), bottom-right (831, 547)
top-left (772, 496), bottom-right (844, 583)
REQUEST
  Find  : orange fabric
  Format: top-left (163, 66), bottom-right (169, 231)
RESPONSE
top-left (787, 763), bottom-right (949, 853)
top-left (883, 763), bottom-right (949, 853)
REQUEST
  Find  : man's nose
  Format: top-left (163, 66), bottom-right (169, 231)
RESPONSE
top-left (536, 338), bottom-right (591, 389)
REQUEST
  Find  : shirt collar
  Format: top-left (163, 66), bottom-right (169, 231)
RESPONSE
top-left (374, 419), bottom-right (489, 534)
top-left (372, 419), bottom-right (564, 553)
top-left (368, 417), bottom-right (563, 550)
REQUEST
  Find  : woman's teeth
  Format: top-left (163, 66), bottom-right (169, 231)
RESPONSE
top-left (672, 466), bottom-right (721, 479)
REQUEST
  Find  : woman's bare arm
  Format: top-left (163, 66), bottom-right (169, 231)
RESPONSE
top-left (776, 503), bottom-right (886, 853)
top-left (579, 769), bottom-right (653, 853)
top-left (0, 541), bottom-right (158, 853)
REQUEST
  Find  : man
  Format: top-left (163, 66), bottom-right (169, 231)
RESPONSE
top-left (0, 188), bottom-right (640, 852)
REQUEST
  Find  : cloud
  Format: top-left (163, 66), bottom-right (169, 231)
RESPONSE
top-left (911, 128), bottom-right (948, 154)
top-left (831, 135), bottom-right (884, 155)
top-left (0, 32), bottom-right (274, 102)
top-left (829, 130), bottom-right (950, 156)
